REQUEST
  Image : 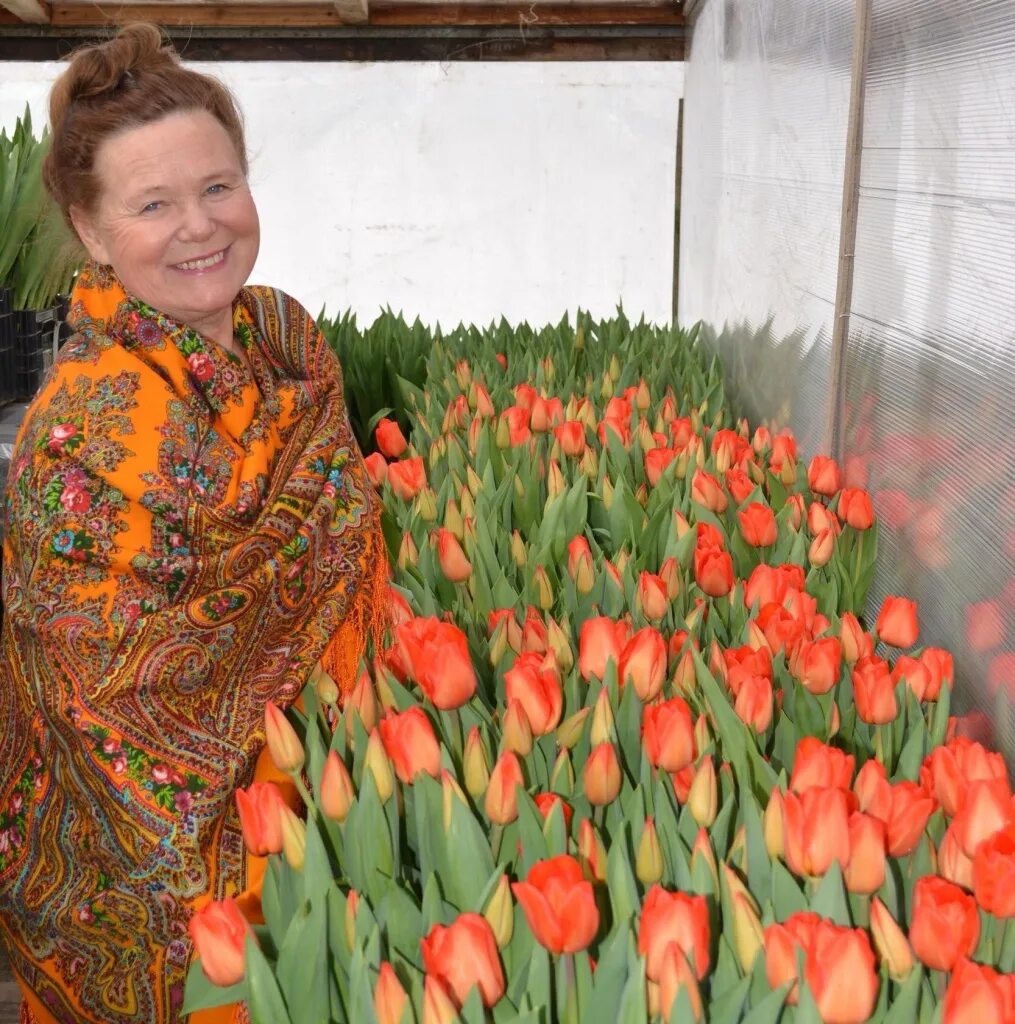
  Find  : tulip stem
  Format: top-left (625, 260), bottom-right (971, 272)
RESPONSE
top-left (491, 823), bottom-right (504, 861)
top-left (561, 953), bottom-right (579, 1024)
top-left (290, 771), bottom-right (321, 824)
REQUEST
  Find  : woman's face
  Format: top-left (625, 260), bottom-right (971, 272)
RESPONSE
top-left (72, 109), bottom-right (260, 338)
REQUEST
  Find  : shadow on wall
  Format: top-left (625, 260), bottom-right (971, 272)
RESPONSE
top-left (698, 316), bottom-right (1015, 766)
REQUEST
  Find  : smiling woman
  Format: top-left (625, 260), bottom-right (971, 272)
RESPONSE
top-left (0, 23), bottom-right (389, 1024)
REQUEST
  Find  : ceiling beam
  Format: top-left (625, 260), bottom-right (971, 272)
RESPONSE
top-left (0, 0), bottom-right (49, 23)
top-left (334, 0), bottom-right (368, 24)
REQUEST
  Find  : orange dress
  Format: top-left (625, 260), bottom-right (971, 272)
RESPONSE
top-left (0, 264), bottom-right (387, 1022)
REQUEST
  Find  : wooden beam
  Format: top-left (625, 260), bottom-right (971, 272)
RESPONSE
top-left (0, 0), bottom-right (49, 23)
top-left (334, 0), bottom-right (368, 24)
top-left (371, 3), bottom-right (682, 25)
top-left (50, 4), bottom-right (345, 27)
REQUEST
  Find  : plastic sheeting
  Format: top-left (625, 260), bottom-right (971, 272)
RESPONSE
top-left (681, 0), bottom-right (1015, 759)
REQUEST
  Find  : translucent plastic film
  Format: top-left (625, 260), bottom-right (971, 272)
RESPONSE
top-left (678, 0), bottom-right (855, 456)
top-left (843, 0), bottom-right (1015, 757)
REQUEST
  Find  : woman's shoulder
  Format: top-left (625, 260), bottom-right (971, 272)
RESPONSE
top-left (241, 284), bottom-right (319, 328)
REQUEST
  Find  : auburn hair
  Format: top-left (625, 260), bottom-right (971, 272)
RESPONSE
top-left (43, 23), bottom-right (248, 237)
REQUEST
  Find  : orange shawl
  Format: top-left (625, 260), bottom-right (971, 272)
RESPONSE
top-left (0, 263), bottom-right (387, 1022)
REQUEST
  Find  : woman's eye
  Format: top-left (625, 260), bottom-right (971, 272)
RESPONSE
top-left (206, 183), bottom-right (230, 195)
top-left (140, 201), bottom-right (161, 214)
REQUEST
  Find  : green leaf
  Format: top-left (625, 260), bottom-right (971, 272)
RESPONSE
top-left (244, 934), bottom-right (292, 1024)
top-left (882, 966), bottom-right (924, 1024)
top-left (275, 895), bottom-right (330, 1023)
top-left (180, 961), bottom-right (245, 1015)
top-left (808, 860), bottom-right (852, 926)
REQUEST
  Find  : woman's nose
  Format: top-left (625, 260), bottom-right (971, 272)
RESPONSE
top-left (176, 200), bottom-right (216, 241)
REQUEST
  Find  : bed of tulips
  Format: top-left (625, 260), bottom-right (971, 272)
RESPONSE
top-left (184, 312), bottom-right (1015, 1024)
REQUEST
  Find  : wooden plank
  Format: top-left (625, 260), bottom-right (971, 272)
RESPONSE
top-left (0, 945), bottom-right (20, 1024)
top-left (333, 0), bottom-right (368, 22)
top-left (0, 0), bottom-right (49, 22)
top-left (48, 1), bottom-right (681, 27)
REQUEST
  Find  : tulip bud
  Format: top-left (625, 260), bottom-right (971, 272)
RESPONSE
top-left (320, 750), bottom-right (355, 823)
top-left (584, 742), bottom-right (622, 806)
top-left (556, 707), bottom-right (591, 749)
top-left (638, 419), bottom-right (656, 453)
top-left (503, 699), bottom-right (534, 757)
top-left (547, 460), bottom-right (566, 498)
top-left (463, 726), bottom-right (490, 799)
top-left (731, 892), bottom-right (764, 974)
top-left (279, 804), bottom-right (306, 871)
top-left (577, 818), bottom-right (608, 882)
top-left (550, 749), bottom-right (575, 794)
top-left (264, 702), bottom-right (305, 776)
top-left (488, 619), bottom-right (510, 668)
top-left (314, 666), bottom-right (340, 707)
top-left (747, 620), bottom-right (770, 652)
top-left (441, 770), bottom-right (470, 831)
top-left (534, 566), bottom-right (554, 611)
top-left (454, 360), bottom-right (471, 389)
top-left (636, 817), bottom-right (664, 884)
top-left (615, 550), bottom-right (631, 575)
top-left (690, 827), bottom-right (719, 893)
top-left (484, 875), bottom-right (515, 949)
top-left (601, 476), bottom-right (614, 510)
top-left (659, 557), bottom-right (681, 600)
top-left (547, 618), bottom-right (574, 673)
top-left (495, 415), bottom-right (511, 449)
top-left (374, 666), bottom-right (398, 713)
top-left (397, 531), bottom-right (419, 570)
top-left (466, 464), bottom-right (483, 499)
top-left (364, 729), bottom-right (395, 804)
top-left (590, 688), bottom-right (615, 746)
top-left (683, 602), bottom-right (704, 632)
top-left (486, 751), bottom-right (524, 824)
top-left (870, 897), bottom-right (914, 981)
top-left (374, 962), bottom-right (409, 1024)
top-left (764, 788), bottom-right (785, 859)
top-left (510, 530), bottom-right (527, 569)
top-left (688, 757), bottom-right (717, 828)
top-left (415, 486), bottom-right (438, 522)
top-left (780, 454), bottom-right (797, 486)
top-left (345, 890), bottom-right (360, 950)
top-left (674, 511), bottom-right (691, 539)
top-left (693, 714), bottom-right (711, 756)
top-left (346, 670), bottom-right (378, 737)
top-left (444, 498), bottom-right (464, 541)
top-left (674, 649), bottom-right (697, 696)
top-left (808, 528), bottom-right (835, 568)
top-left (460, 486), bottom-right (475, 521)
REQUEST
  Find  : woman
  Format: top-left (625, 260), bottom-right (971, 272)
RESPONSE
top-left (0, 24), bottom-right (388, 1023)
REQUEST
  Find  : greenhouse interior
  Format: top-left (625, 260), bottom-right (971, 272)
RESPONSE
top-left (1, 0), bottom-right (1014, 1021)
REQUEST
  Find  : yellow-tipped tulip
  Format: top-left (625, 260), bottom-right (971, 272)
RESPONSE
top-left (397, 531), bottom-right (419, 570)
top-left (503, 699), bottom-right (534, 757)
top-left (547, 460), bottom-right (566, 498)
top-left (578, 817), bottom-right (608, 882)
top-left (693, 714), bottom-right (710, 755)
top-left (347, 670), bottom-right (378, 736)
top-left (690, 827), bottom-right (719, 893)
top-left (747, 620), bottom-right (770, 652)
top-left (320, 750), bottom-right (355, 823)
top-left (764, 788), bottom-right (785, 859)
top-left (870, 897), bottom-right (914, 980)
top-left (547, 618), bottom-right (574, 673)
top-left (550, 749), bottom-right (575, 794)
top-left (444, 498), bottom-right (464, 541)
top-left (556, 707), bottom-right (591, 750)
top-left (688, 756), bottom-right (717, 829)
top-left (534, 566), bottom-right (554, 611)
top-left (459, 485), bottom-right (475, 520)
top-left (602, 476), bottom-right (614, 510)
top-left (264, 702), bottom-right (304, 775)
top-left (345, 890), bottom-right (359, 950)
top-left (279, 804), bottom-right (306, 871)
top-left (463, 726), bottom-right (490, 799)
top-left (674, 649), bottom-right (696, 696)
top-left (364, 729), bottom-right (394, 804)
top-left (731, 892), bottom-right (765, 974)
top-left (636, 817), bottom-right (664, 885)
top-left (673, 510), bottom-right (691, 539)
top-left (441, 770), bottom-right (470, 832)
top-left (415, 486), bottom-right (438, 522)
top-left (484, 874), bottom-right (514, 949)
top-left (635, 379), bottom-right (651, 411)
top-left (510, 530), bottom-right (527, 569)
top-left (584, 742), bottom-right (621, 806)
top-left (589, 688), bottom-right (615, 746)
top-left (314, 666), bottom-right (340, 707)
top-left (485, 751), bottom-right (524, 825)
top-left (466, 464), bottom-right (483, 499)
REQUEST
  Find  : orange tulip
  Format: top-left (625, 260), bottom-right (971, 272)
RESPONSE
top-left (953, 778), bottom-right (1014, 858)
top-left (375, 417), bottom-right (408, 458)
top-left (876, 596), bottom-right (919, 648)
top-left (734, 674), bottom-right (773, 733)
top-left (691, 469), bottom-right (728, 513)
top-left (584, 742), bottom-right (622, 806)
top-left (395, 616), bottom-right (477, 709)
top-left (319, 751), bottom-right (355, 823)
top-left (364, 451), bottom-right (388, 488)
top-left (755, 602), bottom-right (806, 657)
top-left (725, 466), bottom-right (755, 505)
top-left (853, 655), bottom-right (898, 724)
top-left (530, 395), bottom-right (564, 433)
top-left (744, 563), bottom-right (804, 610)
top-left (764, 912), bottom-right (821, 1004)
top-left (694, 546), bottom-right (734, 598)
top-left (805, 919), bottom-right (879, 1024)
top-left (782, 786), bottom-right (853, 878)
top-left (512, 855), bottom-right (599, 953)
top-left (807, 455), bottom-right (842, 497)
top-left (485, 751), bottom-right (524, 824)
top-left (919, 647), bottom-right (953, 701)
top-left (891, 655), bottom-right (932, 701)
top-left (808, 500), bottom-right (841, 537)
top-left (504, 651), bottom-right (563, 735)
top-left (642, 697), bottom-right (696, 773)
top-left (939, 822), bottom-right (975, 889)
top-left (659, 556), bottom-right (681, 600)
top-left (737, 502), bottom-right (778, 547)
top-left (972, 822), bottom-right (1015, 917)
top-left (533, 792), bottom-right (574, 831)
top-left (837, 488), bottom-right (875, 530)
top-left (264, 701), bottom-right (304, 775)
top-left (792, 637), bottom-right (842, 696)
top-left (578, 616), bottom-right (630, 682)
top-left (387, 456), bottom-right (426, 500)
top-left (554, 420), bottom-right (586, 457)
top-left (910, 876), bottom-right (980, 971)
top-left (843, 812), bottom-right (886, 894)
top-left (645, 447), bottom-right (677, 487)
top-left (808, 528), bottom-right (836, 568)
top-left (374, 962), bottom-right (409, 1024)
top-left (435, 527), bottom-right (472, 583)
top-left (620, 626), bottom-right (668, 701)
top-left (378, 707), bottom-right (441, 784)
top-left (921, 737), bottom-right (1010, 818)
top-left (789, 737), bottom-right (855, 794)
top-left (942, 959), bottom-right (1013, 1024)
top-left (638, 572), bottom-right (669, 621)
top-left (882, 781), bottom-right (935, 858)
top-left (423, 974), bottom-right (459, 1024)
top-left (869, 897), bottom-right (913, 981)
top-left (188, 897), bottom-right (254, 987)
top-left (638, 885), bottom-right (711, 980)
top-left (577, 818), bottom-right (608, 882)
top-left (421, 913), bottom-right (505, 1008)
top-left (839, 612), bottom-right (872, 665)
top-left (723, 644), bottom-right (772, 696)
top-left (235, 781), bottom-right (286, 856)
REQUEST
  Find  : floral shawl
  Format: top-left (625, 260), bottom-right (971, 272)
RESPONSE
top-left (0, 262), bottom-right (387, 1022)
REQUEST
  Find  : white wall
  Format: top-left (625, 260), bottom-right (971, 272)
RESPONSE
top-left (1, 60), bottom-right (683, 328)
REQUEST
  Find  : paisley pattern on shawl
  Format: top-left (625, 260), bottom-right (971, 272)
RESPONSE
top-left (0, 261), bottom-right (387, 1022)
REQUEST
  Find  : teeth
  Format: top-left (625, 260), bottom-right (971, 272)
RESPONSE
top-left (176, 250), bottom-right (225, 271)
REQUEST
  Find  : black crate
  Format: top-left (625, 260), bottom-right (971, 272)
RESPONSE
top-left (0, 287), bottom-right (14, 405)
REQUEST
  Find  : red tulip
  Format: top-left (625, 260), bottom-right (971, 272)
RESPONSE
top-left (943, 959), bottom-right (1015, 1024)
top-left (504, 651), bottom-right (563, 735)
top-left (734, 673), bottom-right (773, 733)
top-left (421, 913), bottom-right (505, 1008)
top-left (395, 616), bottom-right (477, 709)
top-left (533, 792), bottom-right (574, 831)
top-left (876, 596), bottom-right (919, 648)
top-left (921, 737), bottom-right (1010, 818)
top-left (188, 897), bottom-right (254, 987)
top-left (973, 822), bottom-right (1015, 917)
top-left (584, 743), bottom-right (622, 806)
top-left (805, 919), bottom-right (880, 1024)
top-left (910, 876), bottom-right (980, 971)
top-left (645, 447), bottom-right (677, 487)
top-left (782, 786), bottom-right (853, 878)
top-left (364, 451), bottom-right (388, 488)
top-left (843, 812), bottom-right (886, 894)
top-left (952, 778), bottom-right (1014, 858)
top-left (375, 417), bottom-right (408, 458)
top-left (642, 697), bottom-right (696, 773)
top-left (379, 707), bottom-right (441, 784)
top-left (691, 469), bottom-right (728, 513)
top-left (839, 612), bottom-right (873, 665)
top-left (837, 488), bottom-right (875, 530)
top-left (374, 962), bottom-right (409, 1024)
top-left (694, 546), bottom-right (733, 598)
top-left (388, 456), bottom-right (426, 500)
top-left (637, 572), bottom-right (669, 621)
top-left (554, 420), bottom-right (586, 457)
top-left (638, 885), bottom-right (710, 980)
top-left (512, 855), bottom-right (599, 953)
top-left (792, 637), bottom-right (842, 696)
top-left (235, 781), bottom-right (286, 856)
top-left (853, 655), bottom-right (898, 724)
top-left (436, 527), bottom-right (472, 582)
top-left (737, 502), bottom-right (778, 547)
top-left (619, 626), bottom-right (667, 701)
top-left (807, 455), bottom-right (842, 496)
top-left (578, 616), bottom-right (630, 681)
top-left (789, 737), bottom-right (854, 794)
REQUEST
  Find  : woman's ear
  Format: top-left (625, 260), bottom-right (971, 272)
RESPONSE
top-left (69, 204), bottom-right (111, 265)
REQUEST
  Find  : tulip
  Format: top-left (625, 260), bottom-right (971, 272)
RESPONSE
top-left (642, 697), bottom-right (696, 773)
top-left (379, 707), bottom-right (442, 784)
top-left (462, 726), bottom-right (490, 799)
top-left (486, 751), bottom-right (524, 824)
top-left (566, 535), bottom-right (594, 589)
top-left (853, 655), bottom-right (898, 724)
top-left (883, 781), bottom-right (935, 858)
top-left (910, 875), bottom-right (980, 971)
top-left (807, 455), bottom-right (842, 496)
top-left (509, 529), bottom-right (527, 568)
top-left (869, 898), bottom-right (913, 981)
top-left (423, 974), bottom-right (459, 1024)
top-left (940, 821), bottom-right (976, 889)
top-left (346, 670), bottom-right (379, 736)
top-left (921, 737), bottom-right (1010, 818)
top-left (691, 469), bottom-right (728, 513)
top-left (876, 595), bottom-right (919, 648)
top-left (838, 612), bottom-right (871, 665)
top-left (752, 425), bottom-right (771, 453)
top-left (554, 421), bottom-right (586, 457)
top-left (953, 778), bottom-right (1013, 858)
top-left (636, 817), bottom-right (664, 884)
top-left (837, 487), bottom-right (875, 530)
top-left (645, 446), bottom-right (677, 487)
top-left (891, 654), bottom-right (933, 701)
top-left (738, 502), bottom-right (778, 547)
top-left (504, 652), bottom-right (563, 735)
top-left (546, 618), bottom-right (574, 674)
top-left (319, 751), bottom-right (355, 823)
top-left (387, 456), bottom-right (426, 501)
top-left (789, 737), bottom-right (855, 794)
top-left (619, 626), bottom-right (667, 701)
top-left (744, 562), bottom-right (804, 609)
top-left (512, 855), bottom-right (599, 953)
top-left (972, 822), bottom-right (1015, 917)
top-left (533, 565), bottom-right (554, 611)
top-left (637, 571), bottom-right (669, 621)
top-left (421, 913), bottom-right (505, 1009)
top-left (374, 962), bottom-right (409, 1024)
top-left (659, 947), bottom-right (703, 1023)
top-left (584, 742), bottom-right (622, 806)
top-left (793, 637), bottom-right (842, 696)
top-left (782, 786), bottom-right (852, 878)
top-left (375, 417), bottom-right (408, 458)
top-left (188, 897), bottom-right (254, 987)
top-left (687, 757), bottom-right (717, 829)
top-left (415, 486), bottom-right (438, 523)
top-left (502, 699), bottom-right (534, 757)
top-left (396, 616), bottom-right (477, 710)
top-left (364, 451), bottom-right (388, 488)
top-left (764, 789), bottom-right (786, 858)
top-left (578, 616), bottom-right (630, 681)
top-left (843, 812), bottom-right (886, 894)
top-left (918, 647), bottom-right (952, 701)
top-left (264, 702), bottom-right (304, 775)
top-left (808, 528), bottom-right (835, 568)
top-left (364, 728), bottom-right (395, 803)
top-left (694, 546), bottom-right (734, 598)
top-left (764, 912), bottom-right (820, 1005)
top-left (942, 959), bottom-right (1014, 1024)
top-left (279, 804), bottom-right (306, 871)
top-left (638, 885), bottom-right (710, 980)
top-left (235, 781), bottom-right (286, 856)
top-left (805, 920), bottom-right (879, 1024)
top-left (531, 395), bottom-right (563, 433)
top-left (436, 527), bottom-right (472, 583)
top-left (556, 706), bottom-right (591, 750)
top-left (734, 673), bottom-right (773, 733)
